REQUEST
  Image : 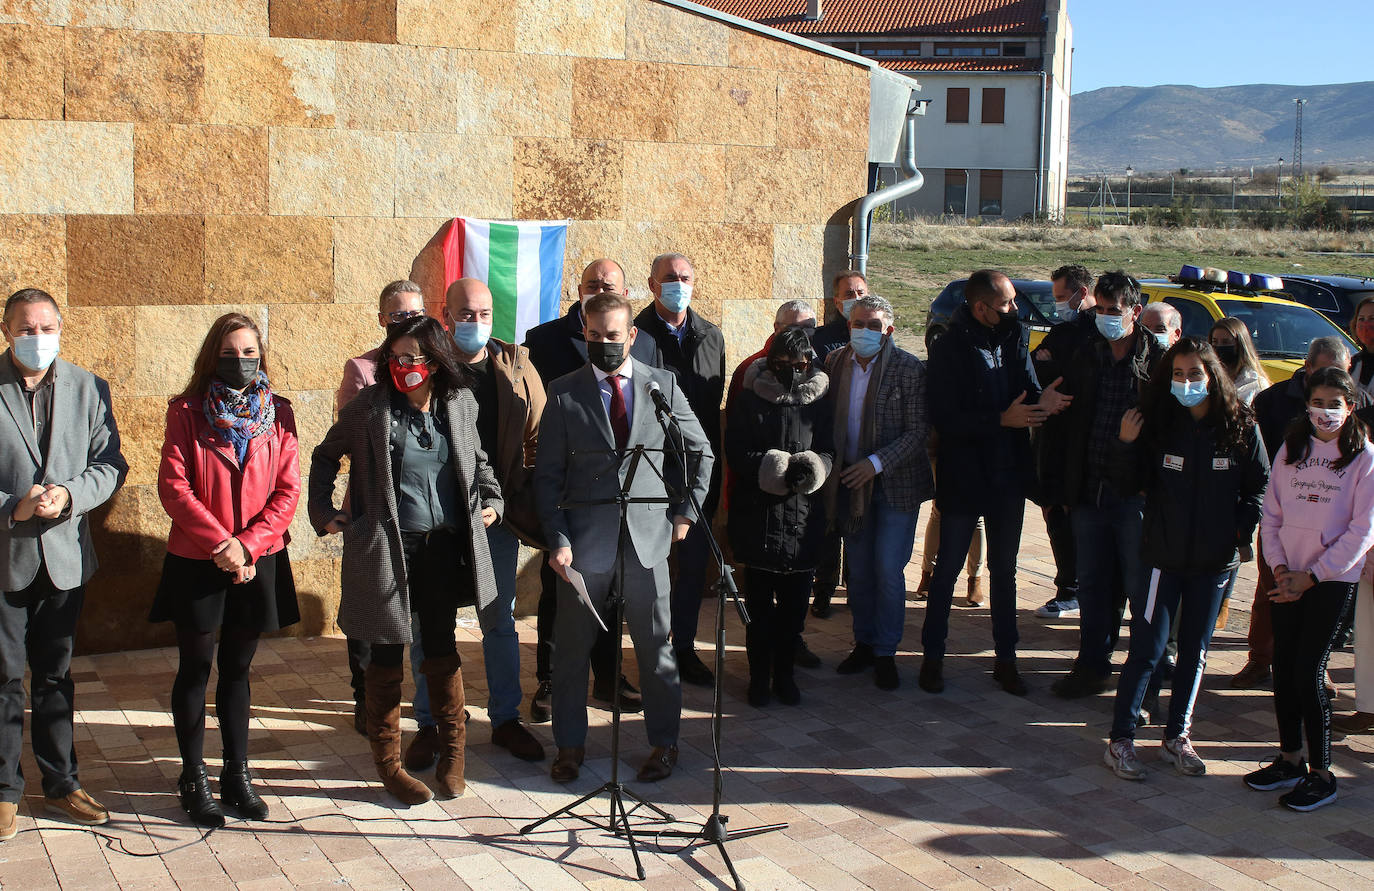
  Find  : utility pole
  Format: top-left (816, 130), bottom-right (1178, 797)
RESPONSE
top-left (1293, 98), bottom-right (1307, 181)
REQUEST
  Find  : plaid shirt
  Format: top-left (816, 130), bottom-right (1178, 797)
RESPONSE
top-left (1084, 340), bottom-right (1140, 504)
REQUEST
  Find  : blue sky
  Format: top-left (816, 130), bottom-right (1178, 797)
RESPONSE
top-left (1070, 0), bottom-right (1372, 94)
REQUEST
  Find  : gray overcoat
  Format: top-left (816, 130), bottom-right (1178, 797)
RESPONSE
top-left (308, 383), bottom-right (503, 645)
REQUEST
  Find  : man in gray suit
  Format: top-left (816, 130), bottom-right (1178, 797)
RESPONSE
top-left (534, 292), bottom-right (713, 785)
top-left (0, 288), bottom-right (127, 841)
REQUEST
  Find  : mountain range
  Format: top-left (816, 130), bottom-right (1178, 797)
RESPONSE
top-left (1069, 81), bottom-right (1374, 174)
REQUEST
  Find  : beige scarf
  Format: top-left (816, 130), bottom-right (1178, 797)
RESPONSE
top-left (828, 339), bottom-right (891, 533)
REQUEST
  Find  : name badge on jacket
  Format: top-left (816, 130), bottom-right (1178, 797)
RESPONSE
top-left (1163, 454), bottom-right (1184, 472)
top-left (1213, 457), bottom-right (1231, 471)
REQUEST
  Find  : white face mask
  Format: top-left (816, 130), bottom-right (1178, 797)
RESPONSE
top-left (840, 297), bottom-right (858, 320)
top-left (11, 333), bottom-right (60, 372)
top-left (1309, 405), bottom-right (1347, 433)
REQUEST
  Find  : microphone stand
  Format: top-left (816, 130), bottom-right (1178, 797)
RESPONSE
top-left (647, 389), bottom-right (788, 891)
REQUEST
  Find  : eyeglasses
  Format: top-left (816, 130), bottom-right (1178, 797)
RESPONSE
top-left (389, 354), bottom-right (429, 368)
top-left (384, 309), bottom-right (424, 324)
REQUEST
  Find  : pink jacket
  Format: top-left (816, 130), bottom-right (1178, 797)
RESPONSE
top-left (336, 348), bottom-right (379, 414)
top-left (1261, 435), bottom-right (1374, 584)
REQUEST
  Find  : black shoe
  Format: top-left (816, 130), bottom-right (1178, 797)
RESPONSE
top-left (874, 656), bottom-right (899, 690)
top-left (747, 678), bottom-right (771, 708)
top-left (177, 764), bottom-right (225, 828)
top-left (1280, 771), bottom-right (1338, 812)
top-left (918, 657), bottom-right (944, 693)
top-left (836, 643), bottom-right (875, 675)
top-left (794, 638), bottom-right (822, 669)
top-left (992, 658), bottom-right (1028, 696)
top-left (772, 676), bottom-right (801, 705)
top-left (591, 676), bottom-right (644, 713)
top-left (529, 680), bottom-right (552, 724)
top-left (1244, 755), bottom-right (1307, 791)
top-left (677, 650), bottom-right (715, 688)
top-left (1051, 669), bottom-right (1110, 700)
top-left (810, 593), bottom-right (833, 619)
top-left (353, 697), bottom-right (367, 736)
top-left (1157, 657), bottom-right (1176, 683)
top-left (220, 761), bottom-right (269, 821)
top-left (1139, 691), bottom-right (1161, 727)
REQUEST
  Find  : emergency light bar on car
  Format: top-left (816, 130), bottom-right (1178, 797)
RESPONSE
top-left (1175, 265), bottom-right (1283, 293)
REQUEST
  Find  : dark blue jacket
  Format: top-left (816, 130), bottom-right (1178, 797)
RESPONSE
top-left (811, 317), bottom-right (851, 361)
top-left (927, 303), bottom-right (1041, 510)
top-left (521, 303), bottom-right (661, 388)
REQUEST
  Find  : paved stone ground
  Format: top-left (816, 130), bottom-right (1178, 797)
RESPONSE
top-left (2, 506), bottom-right (1373, 890)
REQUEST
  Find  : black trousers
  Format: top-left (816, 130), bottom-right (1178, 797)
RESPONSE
top-left (744, 568), bottom-right (812, 684)
top-left (1042, 504), bottom-right (1078, 597)
top-left (373, 532), bottom-right (469, 668)
top-left (811, 530), bottom-right (843, 600)
top-left (536, 556), bottom-right (617, 687)
top-left (347, 637), bottom-right (370, 701)
top-left (1272, 581), bottom-right (1356, 772)
top-left (0, 569), bottom-right (83, 803)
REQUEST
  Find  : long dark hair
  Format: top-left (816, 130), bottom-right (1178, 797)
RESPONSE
top-left (1209, 317), bottom-right (1268, 387)
top-left (180, 313), bottom-right (268, 400)
top-left (1283, 365), bottom-right (1369, 470)
top-left (1140, 337), bottom-right (1251, 453)
top-left (375, 315), bottom-right (470, 402)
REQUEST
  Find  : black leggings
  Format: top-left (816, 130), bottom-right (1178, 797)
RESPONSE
top-left (744, 568), bottom-right (812, 680)
top-left (1271, 581), bottom-right (1356, 771)
top-left (172, 624), bottom-right (260, 767)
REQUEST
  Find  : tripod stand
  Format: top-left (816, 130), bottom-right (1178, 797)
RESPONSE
top-left (519, 444), bottom-right (678, 881)
top-left (648, 395), bottom-right (788, 891)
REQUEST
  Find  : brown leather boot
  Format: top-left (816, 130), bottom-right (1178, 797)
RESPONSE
top-left (365, 663), bottom-right (434, 806)
top-left (914, 570), bottom-right (932, 601)
top-left (422, 654), bottom-right (466, 799)
top-left (965, 576), bottom-right (985, 607)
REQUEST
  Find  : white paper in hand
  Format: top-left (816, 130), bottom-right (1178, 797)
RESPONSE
top-left (565, 566), bottom-right (608, 632)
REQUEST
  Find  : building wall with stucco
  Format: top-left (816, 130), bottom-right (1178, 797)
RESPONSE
top-left (0, 0), bottom-right (873, 654)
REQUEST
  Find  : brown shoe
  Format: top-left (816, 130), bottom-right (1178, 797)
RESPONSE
top-left (0, 801), bottom-right (17, 841)
top-left (44, 789), bottom-right (109, 826)
top-left (964, 576), bottom-right (985, 607)
top-left (914, 570), bottom-right (932, 601)
top-left (404, 725), bottom-right (440, 772)
top-left (1331, 711), bottom-right (1374, 735)
top-left (365, 663), bottom-right (434, 806)
top-left (636, 745), bottom-right (678, 783)
top-left (1214, 599), bottom-right (1230, 632)
top-left (422, 655), bottom-right (466, 799)
top-left (492, 719), bottom-right (546, 762)
top-left (1229, 660), bottom-right (1271, 689)
top-left (550, 746), bottom-right (585, 783)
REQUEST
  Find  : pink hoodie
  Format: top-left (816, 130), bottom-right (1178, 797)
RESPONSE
top-left (1261, 434), bottom-right (1374, 584)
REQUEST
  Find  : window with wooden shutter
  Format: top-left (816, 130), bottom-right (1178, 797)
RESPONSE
top-left (982, 88), bottom-right (1005, 124)
top-left (946, 87), bottom-right (969, 123)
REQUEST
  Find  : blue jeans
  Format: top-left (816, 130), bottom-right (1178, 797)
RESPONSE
top-left (843, 487), bottom-right (921, 658)
top-left (1110, 568), bottom-right (1230, 741)
top-left (921, 494), bottom-right (1023, 661)
top-left (1070, 492), bottom-right (1146, 678)
top-left (408, 611), bottom-right (432, 728)
top-left (480, 523), bottom-right (522, 727)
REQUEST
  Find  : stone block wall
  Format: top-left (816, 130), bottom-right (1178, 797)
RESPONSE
top-left (0, 0), bottom-right (871, 654)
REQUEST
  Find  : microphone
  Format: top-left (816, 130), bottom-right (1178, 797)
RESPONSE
top-left (646, 380), bottom-right (675, 420)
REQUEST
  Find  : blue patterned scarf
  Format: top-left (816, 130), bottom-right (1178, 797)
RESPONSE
top-left (204, 373), bottom-right (275, 465)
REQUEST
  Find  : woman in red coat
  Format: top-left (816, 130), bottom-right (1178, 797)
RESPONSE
top-left (150, 313), bottom-right (300, 828)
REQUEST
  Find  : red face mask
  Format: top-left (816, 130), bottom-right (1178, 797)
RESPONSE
top-left (389, 358), bottom-right (430, 393)
top-left (1357, 320), bottom-right (1374, 350)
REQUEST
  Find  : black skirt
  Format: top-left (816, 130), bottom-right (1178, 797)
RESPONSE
top-left (149, 548), bottom-right (300, 634)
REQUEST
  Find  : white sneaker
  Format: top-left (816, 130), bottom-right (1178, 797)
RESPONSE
top-left (1104, 739), bottom-right (1146, 780)
top-left (1162, 736), bottom-right (1206, 776)
top-left (1035, 597), bottom-right (1080, 618)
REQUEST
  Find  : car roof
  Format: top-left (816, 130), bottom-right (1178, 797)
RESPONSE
top-left (1281, 273), bottom-right (1374, 289)
top-left (948, 278), bottom-right (1051, 287)
top-left (1138, 280), bottom-right (1299, 305)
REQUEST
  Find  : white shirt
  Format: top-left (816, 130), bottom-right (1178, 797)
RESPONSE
top-left (592, 358), bottom-right (634, 428)
top-left (845, 354), bottom-right (884, 473)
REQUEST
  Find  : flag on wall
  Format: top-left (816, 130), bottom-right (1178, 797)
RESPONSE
top-left (440, 217), bottom-right (569, 344)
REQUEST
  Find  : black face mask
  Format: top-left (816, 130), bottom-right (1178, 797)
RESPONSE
top-left (216, 356), bottom-right (260, 389)
top-left (770, 364), bottom-right (797, 390)
top-left (1213, 344), bottom-right (1238, 365)
top-left (996, 308), bottom-right (1019, 329)
top-left (586, 341), bottom-right (625, 374)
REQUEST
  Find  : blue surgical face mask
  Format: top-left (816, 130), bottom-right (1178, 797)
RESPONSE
top-left (658, 281), bottom-right (692, 314)
top-left (451, 321), bottom-right (492, 356)
top-left (1095, 311), bottom-right (1129, 341)
top-left (1150, 331), bottom-right (1171, 350)
top-left (850, 327), bottom-right (885, 358)
top-left (840, 297), bottom-right (857, 320)
top-left (11, 333), bottom-right (60, 372)
top-left (1055, 301), bottom-right (1076, 321)
top-left (1171, 379), bottom-right (1209, 407)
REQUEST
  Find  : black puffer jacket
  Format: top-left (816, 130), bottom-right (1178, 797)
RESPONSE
top-left (1109, 409), bottom-right (1269, 573)
top-left (726, 362), bottom-right (834, 572)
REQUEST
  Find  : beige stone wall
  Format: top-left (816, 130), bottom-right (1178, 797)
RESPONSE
top-left (0, 0), bottom-right (871, 654)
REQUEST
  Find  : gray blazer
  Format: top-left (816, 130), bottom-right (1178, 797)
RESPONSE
top-left (534, 359), bottom-right (713, 575)
top-left (0, 355), bottom-right (127, 592)
top-left (308, 383), bottom-right (503, 646)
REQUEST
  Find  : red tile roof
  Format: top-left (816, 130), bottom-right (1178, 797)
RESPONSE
top-left (876, 56), bottom-right (1042, 71)
top-left (692, 0), bottom-right (1047, 36)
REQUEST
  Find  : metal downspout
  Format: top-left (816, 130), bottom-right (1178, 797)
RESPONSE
top-left (1037, 71), bottom-right (1048, 217)
top-left (850, 109), bottom-right (924, 275)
